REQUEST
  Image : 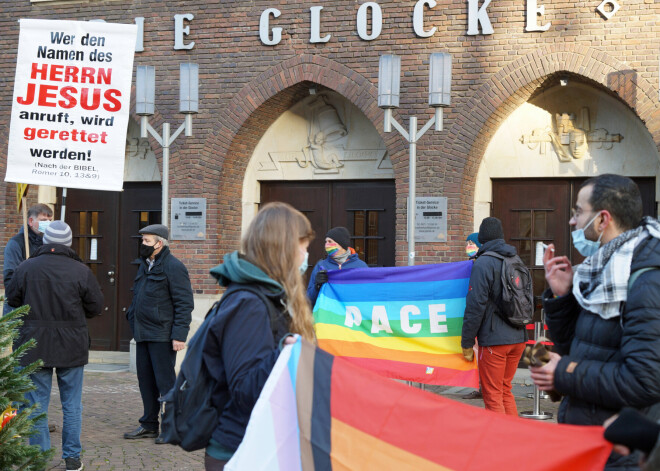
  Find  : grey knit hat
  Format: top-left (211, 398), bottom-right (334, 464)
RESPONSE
top-left (478, 217), bottom-right (505, 244)
top-left (43, 220), bottom-right (72, 247)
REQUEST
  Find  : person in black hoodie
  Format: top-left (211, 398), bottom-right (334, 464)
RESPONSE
top-left (460, 217), bottom-right (527, 415)
top-left (202, 202), bottom-right (316, 471)
top-left (531, 174), bottom-right (660, 470)
top-left (7, 220), bottom-right (103, 471)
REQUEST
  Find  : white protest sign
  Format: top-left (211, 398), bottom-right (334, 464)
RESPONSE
top-left (5, 19), bottom-right (137, 191)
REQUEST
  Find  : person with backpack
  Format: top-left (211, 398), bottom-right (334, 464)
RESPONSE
top-left (460, 217), bottom-right (527, 415)
top-left (530, 174), bottom-right (660, 470)
top-left (306, 226), bottom-right (368, 306)
top-left (201, 202), bottom-right (316, 470)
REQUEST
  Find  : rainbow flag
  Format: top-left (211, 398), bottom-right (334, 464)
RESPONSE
top-left (225, 338), bottom-right (612, 471)
top-left (313, 261), bottom-right (478, 386)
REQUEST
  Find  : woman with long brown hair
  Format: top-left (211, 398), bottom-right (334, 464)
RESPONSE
top-left (202, 202), bottom-right (315, 470)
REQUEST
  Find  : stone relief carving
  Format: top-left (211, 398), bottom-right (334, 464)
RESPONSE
top-left (300, 94), bottom-right (348, 170)
top-left (124, 136), bottom-right (161, 181)
top-left (520, 107), bottom-right (623, 162)
top-left (255, 91), bottom-right (392, 178)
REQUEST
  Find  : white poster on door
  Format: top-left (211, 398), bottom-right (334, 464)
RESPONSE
top-left (5, 19), bottom-right (137, 191)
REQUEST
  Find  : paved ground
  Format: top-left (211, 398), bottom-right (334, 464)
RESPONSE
top-left (42, 366), bottom-right (561, 470)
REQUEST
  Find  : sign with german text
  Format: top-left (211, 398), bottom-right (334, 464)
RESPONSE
top-left (415, 197), bottom-right (448, 242)
top-left (171, 198), bottom-right (206, 240)
top-left (5, 19), bottom-right (137, 191)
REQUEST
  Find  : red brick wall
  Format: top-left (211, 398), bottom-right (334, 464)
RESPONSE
top-left (1, 0), bottom-right (659, 293)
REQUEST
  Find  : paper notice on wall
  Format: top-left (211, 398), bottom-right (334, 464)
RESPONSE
top-left (89, 238), bottom-right (98, 261)
top-left (5, 19), bottom-right (137, 191)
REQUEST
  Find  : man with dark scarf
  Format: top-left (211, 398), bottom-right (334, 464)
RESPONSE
top-left (531, 174), bottom-right (660, 470)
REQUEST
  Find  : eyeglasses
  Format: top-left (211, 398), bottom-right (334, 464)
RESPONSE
top-left (571, 208), bottom-right (585, 219)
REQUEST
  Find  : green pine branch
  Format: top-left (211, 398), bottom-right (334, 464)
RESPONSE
top-left (0, 302), bottom-right (54, 470)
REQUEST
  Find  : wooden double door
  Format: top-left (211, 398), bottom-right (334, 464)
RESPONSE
top-left (260, 180), bottom-right (396, 273)
top-left (492, 177), bottom-right (656, 320)
top-left (65, 183), bottom-right (161, 351)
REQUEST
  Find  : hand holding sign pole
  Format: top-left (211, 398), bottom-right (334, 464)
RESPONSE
top-left (135, 63), bottom-right (198, 225)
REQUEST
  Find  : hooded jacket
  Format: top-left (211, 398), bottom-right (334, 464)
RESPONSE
top-left (203, 251), bottom-right (290, 452)
top-left (6, 244), bottom-right (103, 368)
top-left (306, 251), bottom-right (368, 305)
top-left (461, 239), bottom-right (527, 348)
top-left (126, 246), bottom-right (194, 342)
top-left (543, 235), bottom-right (660, 470)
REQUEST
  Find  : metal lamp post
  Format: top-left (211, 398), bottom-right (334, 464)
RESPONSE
top-left (378, 53), bottom-right (451, 266)
top-left (135, 63), bottom-right (199, 225)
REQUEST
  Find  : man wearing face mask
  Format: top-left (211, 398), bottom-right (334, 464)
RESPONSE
top-left (3, 203), bottom-right (53, 315)
top-left (124, 224), bottom-right (194, 443)
top-left (530, 174), bottom-right (660, 470)
top-left (306, 226), bottom-right (368, 306)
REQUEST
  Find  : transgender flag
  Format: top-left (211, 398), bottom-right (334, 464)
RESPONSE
top-left (225, 338), bottom-right (612, 471)
top-left (313, 261), bottom-right (478, 386)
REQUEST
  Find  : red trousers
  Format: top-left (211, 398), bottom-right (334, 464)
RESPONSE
top-left (478, 343), bottom-right (526, 416)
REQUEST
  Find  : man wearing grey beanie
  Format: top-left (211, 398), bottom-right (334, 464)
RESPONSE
top-left (6, 220), bottom-right (103, 471)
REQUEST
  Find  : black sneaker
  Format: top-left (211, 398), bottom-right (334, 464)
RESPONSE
top-left (461, 389), bottom-right (483, 400)
top-left (65, 457), bottom-right (84, 471)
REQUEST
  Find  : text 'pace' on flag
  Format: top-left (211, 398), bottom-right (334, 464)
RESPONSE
top-left (313, 261), bottom-right (478, 386)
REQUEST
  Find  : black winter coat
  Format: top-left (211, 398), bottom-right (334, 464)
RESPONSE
top-left (6, 244), bottom-right (103, 368)
top-left (461, 239), bottom-right (527, 348)
top-left (543, 235), bottom-right (660, 470)
top-left (126, 246), bottom-right (194, 343)
top-left (202, 283), bottom-right (289, 451)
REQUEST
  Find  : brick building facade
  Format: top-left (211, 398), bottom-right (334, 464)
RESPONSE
top-left (1, 0), bottom-right (659, 350)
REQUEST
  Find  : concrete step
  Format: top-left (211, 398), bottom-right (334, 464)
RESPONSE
top-left (88, 350), bottom-right (129, 365)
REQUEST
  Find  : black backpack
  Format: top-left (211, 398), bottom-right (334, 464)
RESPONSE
top-left (481, 252), bottom-right (534, 327)
top-left (159, 283), bottom-right (282, 452)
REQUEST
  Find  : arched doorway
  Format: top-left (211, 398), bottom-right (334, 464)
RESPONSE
top-left (243, 90), bottom-right (396, 269)
top-left (475, 78), bottom-right (659, 317)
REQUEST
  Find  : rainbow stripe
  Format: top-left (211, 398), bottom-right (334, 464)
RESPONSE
top-left (226, 338), bottom-right (612, 471)
top-left (313, 261), bottom-right (478, 386)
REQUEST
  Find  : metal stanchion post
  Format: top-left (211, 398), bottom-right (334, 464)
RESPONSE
top-left (521, 314), bottom-right (553, 420)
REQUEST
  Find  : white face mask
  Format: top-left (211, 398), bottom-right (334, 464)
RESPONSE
top-left (571, 212), bottom-right (603, 257)
top-left (37, 220), bottom-right (51, 234)
top-left (299, 251), bottom-right (309, 275)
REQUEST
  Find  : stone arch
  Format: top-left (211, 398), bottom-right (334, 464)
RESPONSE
top-left (445, 44), bottom-right (660, 230)
top-left (203, 54), bottom-right (406, 248)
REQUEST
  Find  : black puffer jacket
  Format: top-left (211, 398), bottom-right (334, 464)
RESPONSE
top-left (6, 244), bottom-right (103, 368)
top-left (461, 239), bottom-right (527, 348)
top-left (543, 235), bottom-right (660, 470)
top-left (126, 246), bottom-right (194, 343)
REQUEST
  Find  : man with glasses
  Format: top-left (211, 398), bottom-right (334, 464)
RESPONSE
top-left (530, 174), bottom-right (660, 470)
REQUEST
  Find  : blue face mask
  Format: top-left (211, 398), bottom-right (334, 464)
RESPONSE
top-left (38, 220), bottom-right (51, 234)
top-left (299, 251), bottom-right (309, 275)
top-left (571, 212), bottom-right (603, 257)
